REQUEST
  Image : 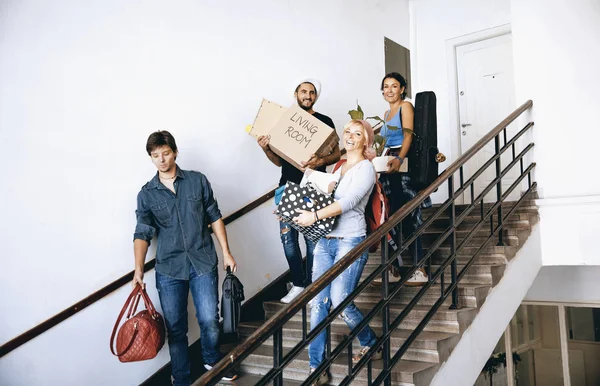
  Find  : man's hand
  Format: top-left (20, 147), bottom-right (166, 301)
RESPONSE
top-left (387, 157), bottom-right (402, 173)
top-left (132, 268), bottom-right (145, 289)
top-left (300, 154), bottom-right (323, 171)
top-left (223, 252), bottom-right (237, 273)
top-left (257, 135), bottom-right (271, 151)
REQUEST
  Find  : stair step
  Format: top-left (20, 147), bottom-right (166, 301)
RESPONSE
top-left (422, 200), bottom-right (537, 217)
top-left (239, 344), bottom-right (438, 385)
top-left (238, 321), bottom-right (457, 364)
top-left (428, 212), bottom-right (531, 225)
top-left (263, 301), bottom-right (476, 334)
top-left (356, 283), bottom-right (490, 309)
top-left (362, 260), bottom-right (504, 286)
top-left (222, 373), bottom-right (303, 385)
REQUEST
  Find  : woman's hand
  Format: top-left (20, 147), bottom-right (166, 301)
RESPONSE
top-left (292, 209), bottom-right (317, 227)
top-left (387, 157), bottom-right (403, 173)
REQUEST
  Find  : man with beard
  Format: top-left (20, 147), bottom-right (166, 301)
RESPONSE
top-left (257, 79), bottom-right (340, 304)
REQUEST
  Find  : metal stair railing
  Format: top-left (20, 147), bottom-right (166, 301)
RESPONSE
top-left (198, 100), bottom-right (536, 386)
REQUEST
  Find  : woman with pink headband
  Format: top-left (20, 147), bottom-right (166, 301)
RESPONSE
top-left (292, 119), bottom-right (379, 384)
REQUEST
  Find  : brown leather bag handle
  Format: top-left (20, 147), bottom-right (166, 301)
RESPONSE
top-left (139, 286), bottom-right (160, 318)
top-left (110, 284), bottom-right (143, 356)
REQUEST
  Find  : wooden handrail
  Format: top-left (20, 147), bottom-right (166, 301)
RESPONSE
top-left (196, 100), bottom-right (534, 385)
top-left (0, 121), bottom-right (383, 358)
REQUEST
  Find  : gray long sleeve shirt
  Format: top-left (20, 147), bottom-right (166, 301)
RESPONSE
top-left (328, 160), bottom-right (376, 238)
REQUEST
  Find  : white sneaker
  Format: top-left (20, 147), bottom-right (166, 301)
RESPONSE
top-left (372, 266), bottom-right (401, 285)
top-left (281, 286), bottom-right (304, 303)
top-left (406, 268), bottom-right (428, 287)
top-left (203, 364), bottom-right (238, 381)
top-left (309, 368), bottom-right (330, 385)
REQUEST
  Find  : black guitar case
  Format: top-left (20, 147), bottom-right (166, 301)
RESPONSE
top-left (408, 91), bottom-right (439, 190)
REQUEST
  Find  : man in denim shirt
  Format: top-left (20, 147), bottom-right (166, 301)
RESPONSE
top-left (133, 130), bottom-right (238, 385)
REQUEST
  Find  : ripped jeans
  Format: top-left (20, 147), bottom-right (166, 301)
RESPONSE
top-left (279, 221), bottom-right (316, 287)
top-left (308, 236), bottom-right (377, 369)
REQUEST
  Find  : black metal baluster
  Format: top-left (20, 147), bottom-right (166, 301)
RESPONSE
top-left (520, 157), bottom-right (524, 175)
top-left (302, 305), bottom-right (307, 341)
top-left (273, 328), bottom-right (283, 386)
top-left (448, 176), bottom-right (459, 309)
top-left (381, 237), bottom-right (391, 386)
top-left (460, 166), bottom-right (464, 189)
top-left (494, 135), bottom-right (505, 246)
top-left (347, 339), bottom-right (353, 376)
top-left (326, 325), bottom-right (331, 360)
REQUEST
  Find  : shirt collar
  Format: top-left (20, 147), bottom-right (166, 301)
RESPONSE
top-left (149, 165), bottom-right (185, 189)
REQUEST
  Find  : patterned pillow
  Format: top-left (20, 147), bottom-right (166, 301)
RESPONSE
top-left (275, 182), bottom-right (337, 243)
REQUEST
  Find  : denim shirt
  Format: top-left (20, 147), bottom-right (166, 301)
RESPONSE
top-left (134, 166), bottom-right (222, 280)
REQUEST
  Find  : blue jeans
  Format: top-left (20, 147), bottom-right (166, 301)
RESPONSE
top-left (308, 236), bottom-right (377, 369)
top-left (279, 221), bottom-right (316, 287)
top-left (156, 265), bottom-right (221, 386)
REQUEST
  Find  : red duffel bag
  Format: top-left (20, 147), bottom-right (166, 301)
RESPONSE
top-left (110, 284), bottom-right (165, 362)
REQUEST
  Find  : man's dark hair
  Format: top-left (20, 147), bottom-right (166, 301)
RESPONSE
top-left (295, 81), bottom-right (316, 94)
top-left (146, 130), bottom-right (178, 155)
top-left (380, 72), bottom-right (408, 100)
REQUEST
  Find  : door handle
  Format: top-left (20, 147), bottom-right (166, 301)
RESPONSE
top-left (461, 123), bottom-right (472, 128)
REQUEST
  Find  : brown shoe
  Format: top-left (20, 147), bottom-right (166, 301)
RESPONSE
top-left (352, 346), bottom-right (383, 364)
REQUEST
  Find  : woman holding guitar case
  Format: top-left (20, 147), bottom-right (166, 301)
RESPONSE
top-left (377, 72), bottom-right (432, 287)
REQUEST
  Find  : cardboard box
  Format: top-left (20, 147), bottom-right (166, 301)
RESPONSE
top-left (249, 99), bottom-right (286, 139)
top-left (262, 104), bottom-right (338, 170)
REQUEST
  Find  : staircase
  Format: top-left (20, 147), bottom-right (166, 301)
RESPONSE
top-left (232, 199), bottom-right (539, 385)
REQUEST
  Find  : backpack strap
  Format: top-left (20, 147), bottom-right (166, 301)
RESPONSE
top-left (332, 159), bottom-right (347, 173)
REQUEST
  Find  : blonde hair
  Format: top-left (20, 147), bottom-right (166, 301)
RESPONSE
top-left (344, 120), bottom-right (376, 161)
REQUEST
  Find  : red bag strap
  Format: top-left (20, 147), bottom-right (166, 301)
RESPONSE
top-left (110, 284), bottom-right (143, 356)
top-left (332, 159), bottom-right (346, 173)
top-left (139, 286), bottom-right (159, 317)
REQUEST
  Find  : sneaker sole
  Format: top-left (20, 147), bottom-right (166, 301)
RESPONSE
top-left (204, 364), bottom-right (238, 381)
top-left (405, 281), bottom-right (427, 287)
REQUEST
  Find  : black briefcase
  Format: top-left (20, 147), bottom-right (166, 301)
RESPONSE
top-left (221, 267), bottom-right (245, 334)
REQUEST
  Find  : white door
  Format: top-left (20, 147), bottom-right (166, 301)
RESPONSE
top-left (456, 34), bottom-right (519, 203)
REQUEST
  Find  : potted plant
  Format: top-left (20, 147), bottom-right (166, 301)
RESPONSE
top-left (482, 351), bottom-right (522, 386)
top-left (348, 102), bottom-right (412, 172)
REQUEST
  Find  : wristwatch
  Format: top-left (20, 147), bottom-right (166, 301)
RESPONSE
top-left (395, 155), bottom-right (404, 164)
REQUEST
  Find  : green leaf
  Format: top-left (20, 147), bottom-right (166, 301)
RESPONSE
top-left (348, 100), bottom-right (365, 120)
top-left (348, 109), bottom-right (363, 120)
top-left (366, 115), bottom-right (384, 123)
top-left (372, 134), bottom-right (387, 156)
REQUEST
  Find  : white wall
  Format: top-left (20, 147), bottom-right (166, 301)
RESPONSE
top-left (409, 0), bottom-right (513, 203)
top-left (526, 266), bottom-right (600, 304)
top-left (510, 0), bottom-right (600, 200)
top-left (0, 0), bottom-right (410, 384)
top-left (509, 0), bottom-right (600, 267)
